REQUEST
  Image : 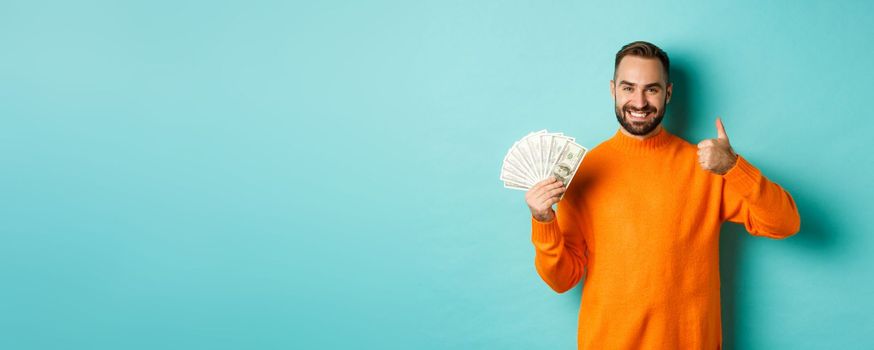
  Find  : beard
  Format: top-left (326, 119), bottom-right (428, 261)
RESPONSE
top-left (614, 97), bottom-right (667, 136)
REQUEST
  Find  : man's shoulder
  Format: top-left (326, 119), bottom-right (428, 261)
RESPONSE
top-left (576, 138), bottom-right (616, 170)
top-left (587, 138), bottom-right (614, 154)
top-left (668, 133), bottom-right (698, 150)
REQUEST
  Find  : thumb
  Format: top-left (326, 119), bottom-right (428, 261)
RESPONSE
top-left (716, 117), bottom-right (729, 141)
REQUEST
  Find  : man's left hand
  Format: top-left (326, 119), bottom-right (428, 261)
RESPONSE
top-left (697, 117), bottom-right (738, 175)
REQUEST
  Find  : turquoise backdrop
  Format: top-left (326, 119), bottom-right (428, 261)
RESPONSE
top-left (2, 1), bottom-right (871, 349)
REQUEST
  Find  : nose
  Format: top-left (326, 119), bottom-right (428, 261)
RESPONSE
top-left (630, 90), bottom-right (648, 109)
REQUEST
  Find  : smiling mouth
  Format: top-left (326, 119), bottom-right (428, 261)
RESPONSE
top-left (626, 110), bottom-right (653, 121)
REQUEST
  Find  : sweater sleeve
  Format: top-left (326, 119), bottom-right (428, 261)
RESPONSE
top-left (531, 198), bottom-right (588, 293)
top-left (720, 155), bottom-right (801, 239)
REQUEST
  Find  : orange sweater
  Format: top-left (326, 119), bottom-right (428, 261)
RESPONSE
top-left (532, 127), bottom-right (800, 349)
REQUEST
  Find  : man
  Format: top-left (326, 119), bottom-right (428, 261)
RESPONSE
top-left (525, 41), bottom-right (800, 349)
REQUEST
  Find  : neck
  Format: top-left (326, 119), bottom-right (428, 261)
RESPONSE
top-left (620, 124), bottom-right (663, 140)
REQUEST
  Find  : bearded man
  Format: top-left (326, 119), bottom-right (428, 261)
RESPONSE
top-left (524, 41), bottom-right (800, 349)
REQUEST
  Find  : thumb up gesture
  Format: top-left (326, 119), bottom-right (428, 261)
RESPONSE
top-left (697, 117), bottom-right (738, 175)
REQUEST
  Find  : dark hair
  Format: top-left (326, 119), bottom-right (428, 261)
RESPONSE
top-left (614, 41), bottom-right (670, 83)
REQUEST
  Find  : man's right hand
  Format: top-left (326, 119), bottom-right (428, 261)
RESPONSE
top-left (525, 176), bottom-right (566, 222)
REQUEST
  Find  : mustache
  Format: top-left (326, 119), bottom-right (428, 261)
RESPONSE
top-left (623, 106), bottom-right (656, 113)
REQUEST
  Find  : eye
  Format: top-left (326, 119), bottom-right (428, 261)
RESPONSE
top-left (622, 86), bottom-right (633, 92)
top-left (646, 88), bottom-right (659, 94)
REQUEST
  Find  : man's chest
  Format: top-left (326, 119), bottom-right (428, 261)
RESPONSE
top-left (575, 157), bottom-right (721, 245)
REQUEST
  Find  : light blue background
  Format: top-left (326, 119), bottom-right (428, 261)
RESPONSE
top-left (2, 1), bottom-right (871, 349)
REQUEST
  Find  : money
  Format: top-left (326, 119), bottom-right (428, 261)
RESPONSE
top-left (500, 130), bottom-right (588, 195)
top-left (550, 141), bottom-right (586, 199)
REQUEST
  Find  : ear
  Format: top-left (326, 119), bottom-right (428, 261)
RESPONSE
top-left (665, 82), bottom-right (673, 104)
top-left (610, 80), bottom-right (615, 98)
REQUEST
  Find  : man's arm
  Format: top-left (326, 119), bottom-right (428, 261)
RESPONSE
top-left (526, 178), bottom-right (588, 293)
top-left (720, 155), bottom-right (801, 238)
top-left (698, 117), bottom-right (801, 238)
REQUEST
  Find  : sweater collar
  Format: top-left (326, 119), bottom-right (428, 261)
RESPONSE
top-left (606, 126), bottom-right (675, 154)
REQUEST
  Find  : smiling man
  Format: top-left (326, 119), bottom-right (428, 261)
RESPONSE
top-left (524, 41), bottom-right (801, 349)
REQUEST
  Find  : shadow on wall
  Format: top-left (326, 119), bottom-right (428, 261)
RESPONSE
top-left (662, 57), bottom-right (700, 142)
top-left (671, 56), bottom-right (840, 349)
top-left (669, 57), bottom-right (839, 349)
top-left (720, 165), bottom-right (839, 349)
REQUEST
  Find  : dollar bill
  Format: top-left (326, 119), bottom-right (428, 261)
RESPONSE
top-left (550, 141), bottom-right (587, 199)
top-left (503, 179), bottom-right (529, 191)
top-left (500, 130), bottom-right (586, 199)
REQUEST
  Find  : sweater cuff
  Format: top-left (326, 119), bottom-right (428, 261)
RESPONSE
top-left (531, 215), bottom-right (563, 249)
top-left (721, 155), bottom-right (761, 198)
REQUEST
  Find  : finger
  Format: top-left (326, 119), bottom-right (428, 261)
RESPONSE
top-left (546, 179), bottom-right (564, 189)
top-left (716, 117), bottom-right (729, 141)
top-left (538, 179), bottom-right (564, 192)
top-left (537, 186), bottom-right (566, 202)
top-left (534, 183), bottom-right (564, 202)
top-left (533, 176), bottom-right (557, 189)
top-left (537, 195), bottom-right (561, 210)
top-left (528, 180), bottom-right (561, 200)
top-left (545, 195), bottom-right (562, 207)
top-left (527, 180), bottom-right (548, 195)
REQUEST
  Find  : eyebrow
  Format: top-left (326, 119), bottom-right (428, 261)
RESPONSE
top-left (618, 80), bottom-right (664, 89)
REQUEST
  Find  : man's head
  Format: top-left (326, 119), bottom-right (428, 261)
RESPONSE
top-left (610, 41), bottom-right (672, 137)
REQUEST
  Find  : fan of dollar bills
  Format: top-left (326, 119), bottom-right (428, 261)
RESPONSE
top-left (500, 130), bottom-right (587, 197)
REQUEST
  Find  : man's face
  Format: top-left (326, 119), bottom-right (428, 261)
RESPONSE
top-left (610, 56), bottom-right (672, 136)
